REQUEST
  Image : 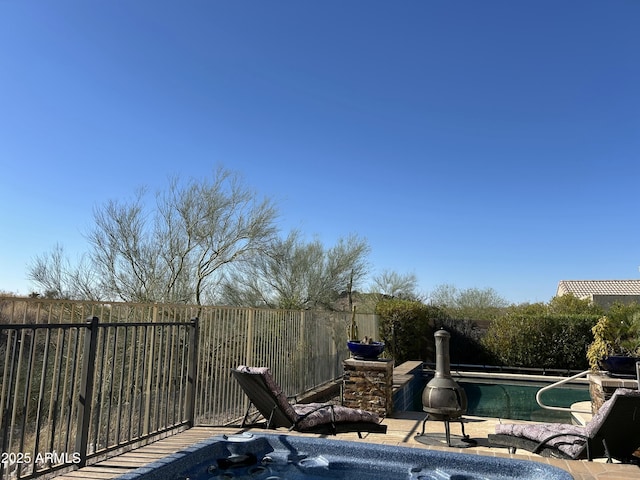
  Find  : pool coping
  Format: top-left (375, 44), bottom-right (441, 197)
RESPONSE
top-left (449, 370), bottom-right (591, 386)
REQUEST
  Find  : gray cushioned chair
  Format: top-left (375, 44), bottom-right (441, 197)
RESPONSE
top-left (488, 388), bottom-right (640, 463)
top-left (232, 366), bottom-right (387, 437)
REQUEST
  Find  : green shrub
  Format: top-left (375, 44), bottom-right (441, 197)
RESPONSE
top-left (482, 314), bottom-right (598, 370)
top-left (376, 299), bottom-right (448, 363)
top-left (437, 317), bottom-right (496, 365)
top-left (547, 294), bottom-right (603, 316)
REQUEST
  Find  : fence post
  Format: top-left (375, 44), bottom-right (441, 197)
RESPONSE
top-left (75, 316), bottom-right (99, 468)
top-left (0, 331), bottom-right (18, 480)
top-left (245, 309), bottom-right (255, 367)
top-left (185, 317), bottom-right (199, 428)
top-left (143, 315), bottom-right (157, 436)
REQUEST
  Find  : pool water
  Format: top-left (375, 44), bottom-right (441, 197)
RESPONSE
top-left (412, 377), bottom-right (591, 423)
top-left (115, 432), bottom-right (573, 480)
top-left (461, 380), bottom-right (590, 422)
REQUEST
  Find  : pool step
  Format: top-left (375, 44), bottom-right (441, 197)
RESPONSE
top-left (570, 401), bottom-right (592, 426)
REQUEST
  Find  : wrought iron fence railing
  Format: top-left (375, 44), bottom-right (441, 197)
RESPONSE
top-left (0, 297), bottom-right (378, 479)
top-left (0, 316), bottom-right (197, 479)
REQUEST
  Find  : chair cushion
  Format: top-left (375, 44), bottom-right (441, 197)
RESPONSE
top-left (494, 387), bottom-right (640, 458)
top-left (293, 403), bottom-right (381, 430)
top-left (494, 422), bottom-right (586, 458)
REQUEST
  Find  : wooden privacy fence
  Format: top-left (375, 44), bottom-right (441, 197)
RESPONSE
top-left (0, 298), bottom-right (379, 479)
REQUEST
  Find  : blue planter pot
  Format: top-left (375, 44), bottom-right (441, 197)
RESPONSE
top-left (347, 340), bottom-right (385, 360)
top-left (599, 355), bottom-right (640, 377)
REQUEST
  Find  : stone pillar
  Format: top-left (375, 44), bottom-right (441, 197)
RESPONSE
top-left (343, 358), bottom-right (393, 416)
top-left (588, 373), bottom-right (639, 413)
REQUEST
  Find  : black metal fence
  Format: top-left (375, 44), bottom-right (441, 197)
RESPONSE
top-left (1, 316), bottom-right (197, 479)
top-left (0, 298), bottom-right (379, 479)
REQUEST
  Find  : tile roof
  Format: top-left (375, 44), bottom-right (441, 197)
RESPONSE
top-left (557, 280), bottom-right (640, 298)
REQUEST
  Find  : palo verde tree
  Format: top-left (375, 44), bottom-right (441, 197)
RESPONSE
top-left (219, 231), bottom-right (370, 310)
top-left (29, 167), bottom-right (279, 304)
top-left (28, 243), bottom-right (101, 300)
top-left (429, 284), bottom-right (508, 321)
top-left (369, 270), bottom-right (421, 301)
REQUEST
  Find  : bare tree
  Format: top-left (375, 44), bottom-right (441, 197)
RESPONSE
top-left (369, 270), bottom-right (420, 300)
top-left (30, 167), bottom-right (279, 304)
top-left (220, 231), bottom-right (370, 310)
top-left (29, 243), bottom-right (100, 299)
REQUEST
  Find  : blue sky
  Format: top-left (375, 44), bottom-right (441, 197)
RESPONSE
top-left (1, 1), bottom-right (639, 304)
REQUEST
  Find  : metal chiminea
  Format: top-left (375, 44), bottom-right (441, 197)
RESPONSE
top-left (416, 329), bottom-right (475, 447)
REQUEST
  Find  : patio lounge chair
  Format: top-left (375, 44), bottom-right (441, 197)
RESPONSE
top-left (231, 365), bottom-right (387, 437)
top-left (488, 388), bottom-right (640, 463)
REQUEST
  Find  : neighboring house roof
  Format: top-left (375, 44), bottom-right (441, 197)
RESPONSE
top-left (557, 280), bottom-right (640, 298)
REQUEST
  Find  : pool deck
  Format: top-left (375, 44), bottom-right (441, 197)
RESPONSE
top-left (53, 412), bottom-right (639, 480)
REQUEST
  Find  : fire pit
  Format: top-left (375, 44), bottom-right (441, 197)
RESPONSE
top-left (416, 329), bottom-right (476, 448)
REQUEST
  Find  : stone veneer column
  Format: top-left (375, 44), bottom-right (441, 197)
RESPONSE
top-left (342, 358), bottom-right (393, 416)
top-left (588, 373), bottom-right (638, 413)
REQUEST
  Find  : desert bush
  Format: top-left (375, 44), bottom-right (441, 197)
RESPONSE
top-left (376, 299), bottom-right (448, 364)
top-left (482, 313), bottom-right (598, 370)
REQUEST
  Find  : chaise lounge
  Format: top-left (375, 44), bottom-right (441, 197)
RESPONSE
top-left (231, 365), bottom-right (387, 437)
top-left (488, 388), bottom-right (640, 463)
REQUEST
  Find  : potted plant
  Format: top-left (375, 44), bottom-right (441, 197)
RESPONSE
top-left (587, 309), bottom-right (640, 377)
top-left (346, 306), bottom-right (385, 360)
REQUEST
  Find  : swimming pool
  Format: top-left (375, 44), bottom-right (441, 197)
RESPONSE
top-left (413, 372), bottom-right (591, 423)
top-left (114, 432), bottom-right (573, 480)
top-left (462, 379), bottom-right (589, 422)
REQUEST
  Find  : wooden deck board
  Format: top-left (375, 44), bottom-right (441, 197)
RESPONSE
top-left (73, 468), bottom-right (131, 473)
top-left (53, 427), bottom-right (224, 480)
top-left (97, 460), bottom-right (154, 467)
top-left (57, 470), bottom-right (130, 479)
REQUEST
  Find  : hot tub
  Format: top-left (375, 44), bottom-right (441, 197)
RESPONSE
top-left (114, 432), bottom-right (572, 480)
